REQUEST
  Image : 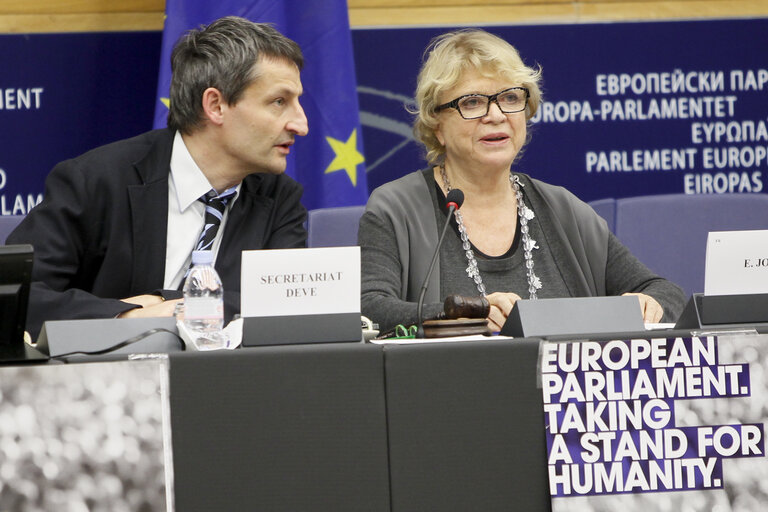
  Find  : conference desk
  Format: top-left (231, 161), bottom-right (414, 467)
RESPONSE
top-left (169, 338), bottom-right (549, 512)
top-left (0, 336), bottom-right (550, 511)
top-left (16, 328), bottom-right (765, 511)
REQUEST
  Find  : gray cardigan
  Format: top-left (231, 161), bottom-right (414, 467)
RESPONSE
top-left (359, 169), bottom-right (686, 331)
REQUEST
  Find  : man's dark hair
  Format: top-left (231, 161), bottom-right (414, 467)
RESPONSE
top-left (167, 16), bottom-right (303, 133)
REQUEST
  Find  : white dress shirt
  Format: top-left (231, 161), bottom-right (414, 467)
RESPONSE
top-left (164, 131), bottom-right (241, 289)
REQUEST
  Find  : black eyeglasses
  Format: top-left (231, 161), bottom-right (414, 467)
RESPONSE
top-left (435, 87), bottom-right (530, 119)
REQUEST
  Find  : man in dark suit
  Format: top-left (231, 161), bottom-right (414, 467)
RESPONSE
top-left (8, 17), bottom-right (309, 337)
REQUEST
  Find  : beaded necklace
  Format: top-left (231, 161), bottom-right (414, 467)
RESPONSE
top-left (440, 165), bottom-right (541, 299)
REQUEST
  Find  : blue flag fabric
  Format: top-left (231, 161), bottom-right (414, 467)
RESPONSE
top-left (153, 0), bottom-right (368, 209)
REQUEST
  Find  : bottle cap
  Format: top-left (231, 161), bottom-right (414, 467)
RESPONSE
top-left (191, 250), bottom-right (214, 265)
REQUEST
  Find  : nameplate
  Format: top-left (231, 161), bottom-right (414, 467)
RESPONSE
top-left (501, 296), bottom-right (645, 338)
top-left (37, 317), bottom-right (183, 359)
top-left (705, 229), bottom-right (768, 296)
top-left (675, 293), bottom-right (768, 330)
top-left (240, 247), bottom-right (361, 345)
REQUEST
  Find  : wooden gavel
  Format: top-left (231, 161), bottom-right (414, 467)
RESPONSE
top-left (442, 295), bottom-right (490, 320)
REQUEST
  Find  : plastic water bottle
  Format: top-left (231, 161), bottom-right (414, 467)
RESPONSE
top-left (182, 250), bottom-right (228, 350)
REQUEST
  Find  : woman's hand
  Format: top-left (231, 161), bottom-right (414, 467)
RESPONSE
top-left (486, 291), bottom-right (522, 332)
top-left (622, 292), bottom-right (664, 323)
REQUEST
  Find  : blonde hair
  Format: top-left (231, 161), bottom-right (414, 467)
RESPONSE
top-left (412, 29), bottom-right (542, 164)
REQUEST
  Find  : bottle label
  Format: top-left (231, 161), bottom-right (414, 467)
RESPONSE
top-left (184, 297), bottom-right (223, 320)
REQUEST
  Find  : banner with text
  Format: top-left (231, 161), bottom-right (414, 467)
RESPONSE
top-left (0, 32), bottom-right (160, 216)
top-left (540, 333), bottom-right (768, 511)
top-left (352, 18), bottom-right (768, 201)
top-left (1, 19), bottom-right (765, 218)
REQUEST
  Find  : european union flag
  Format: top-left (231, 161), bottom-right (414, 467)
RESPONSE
top-left (153, 0), bottom-right (368, 209)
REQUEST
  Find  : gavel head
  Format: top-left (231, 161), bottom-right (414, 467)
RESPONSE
top-left (443, 294), bottom-right (491, 320)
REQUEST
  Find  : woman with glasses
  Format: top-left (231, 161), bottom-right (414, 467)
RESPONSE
top-left (359, 29), bottom-right (685, 333)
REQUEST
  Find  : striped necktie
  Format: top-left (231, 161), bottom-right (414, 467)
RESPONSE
top-left (195, 188), bottom-right (237, 252)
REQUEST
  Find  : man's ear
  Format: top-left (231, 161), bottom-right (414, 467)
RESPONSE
top-left (201, 87), bottom-right (225, 126)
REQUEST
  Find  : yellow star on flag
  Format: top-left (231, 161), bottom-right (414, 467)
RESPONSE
top-left (160, 97), bottom-right (170, 109)
top-left (324, 129), bottom-right (365, 187)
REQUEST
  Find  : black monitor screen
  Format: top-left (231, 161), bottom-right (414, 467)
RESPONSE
top-left (0, 244), bottom-right (34, 350)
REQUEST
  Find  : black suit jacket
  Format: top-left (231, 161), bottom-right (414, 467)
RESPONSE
top-left (8, 129), bottom-right (307, 337)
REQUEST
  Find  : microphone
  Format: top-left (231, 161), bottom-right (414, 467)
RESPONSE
top-left (416, 188), bottom-right (464, 338)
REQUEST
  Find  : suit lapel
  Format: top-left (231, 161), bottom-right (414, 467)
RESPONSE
top-left (127, 130), bottom-right (174, 292)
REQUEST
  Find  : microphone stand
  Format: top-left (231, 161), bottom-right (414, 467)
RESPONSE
top-left (416, 189), bottom-right (463, 338)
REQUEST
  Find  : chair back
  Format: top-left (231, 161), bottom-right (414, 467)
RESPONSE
top-left (587, 198), bottom-right (615, 233)
top-left (307, 205), bottom-right (366, 248)
top-left (615, 193), bottom-right (768, 297)
top-left (0, 215), bottom-right (24, 244)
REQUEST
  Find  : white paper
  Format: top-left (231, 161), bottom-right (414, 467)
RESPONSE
top-left (240, 247), bottom-right (360, 317)
top-left (705, 229), bottom-right (768, 295)
top-left (369, 335), bottom-right (514, 345)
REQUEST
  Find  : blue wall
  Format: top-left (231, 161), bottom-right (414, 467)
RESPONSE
top-left (352, 19), bottom-right (768, 200)
top-left (1, 19), bottom-right (766, 213)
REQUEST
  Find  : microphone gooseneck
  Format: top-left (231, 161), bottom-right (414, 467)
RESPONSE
top-left (416, 188), bottom-right (465, 338)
